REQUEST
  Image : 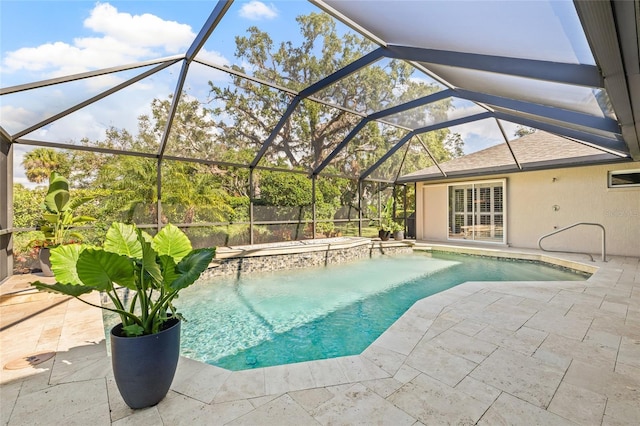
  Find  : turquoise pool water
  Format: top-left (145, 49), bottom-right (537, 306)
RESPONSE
top-left (176, 252), bottom-right (589, 370)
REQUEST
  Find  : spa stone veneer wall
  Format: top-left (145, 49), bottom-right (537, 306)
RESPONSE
top-left (200, 239), bottom-right (413, 279)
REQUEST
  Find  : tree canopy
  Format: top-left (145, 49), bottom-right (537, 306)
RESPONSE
top-left (205, 12), bottom-right (456, 176)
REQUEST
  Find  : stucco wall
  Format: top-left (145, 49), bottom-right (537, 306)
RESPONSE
top-left (416, 162), bottom-right (640, 257)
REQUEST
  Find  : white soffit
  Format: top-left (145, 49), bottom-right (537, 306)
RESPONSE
top-left (316, 0), bottom-right (595, 64)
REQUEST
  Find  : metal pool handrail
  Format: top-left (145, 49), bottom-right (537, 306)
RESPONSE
top-left (537, 222), bottom-right (606, 262)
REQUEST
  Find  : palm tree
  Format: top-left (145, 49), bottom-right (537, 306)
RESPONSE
top-left (21, 148), bottom-right (70, 183)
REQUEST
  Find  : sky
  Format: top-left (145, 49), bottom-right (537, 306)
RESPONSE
top-left (1, 0), bottom-right (526, 186)
top-left (1, 1), bottom-right (311, 83)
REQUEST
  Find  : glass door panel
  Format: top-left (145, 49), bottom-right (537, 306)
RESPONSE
top-left (449, 181), bottom-right (505, 243)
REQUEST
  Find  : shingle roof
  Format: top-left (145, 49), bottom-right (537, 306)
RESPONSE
top-left (399, 131), bottom-right (623, 182)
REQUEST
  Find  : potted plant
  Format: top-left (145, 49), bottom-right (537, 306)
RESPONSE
top-left (390, 220), bottom-right (404, 240)
top-left (31, 222), bottom-right (216, 409)
top-left (370, 198), bottom-right (397, 241)
top-left (379, 223), bottom-right (392, 241)
top-left (30, 171), bottom-right (96, 276)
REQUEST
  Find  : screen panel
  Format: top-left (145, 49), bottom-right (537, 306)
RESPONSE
top-left (18, 63), bottom-right (182, 154)
top-left (196, 2), bottom-right (378, 91)
top-left (164, 62), bottom-right (293, 163)
top-left (161, 160), bottom-right (249, 225)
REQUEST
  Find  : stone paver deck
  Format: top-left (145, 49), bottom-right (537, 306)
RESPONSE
top-left (1, 244), bottom-right (638, 425)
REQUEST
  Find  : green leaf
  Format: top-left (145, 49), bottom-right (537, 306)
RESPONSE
top-left (50, 244), bottom-right (84, 285)
top-left (68, 231), bottom-right (86, 241)
top-left (45, 188), bottom-right (69, 213)
top-left (67, 196), bottom-right (94, 211)
top-left (170, 248), bottom-right (215, 291)
top-left (121, 324), bottom-right (145, 337)
top-left (71, 215), bottom-right (97, 224)
top-left (31, 281), bottom-right (94, 298)
top-left (46, 171), bottom-right (69, 193)
top-left (44, 172), bottom-right (70, 212)
top-left (139, 232), bottom-right (163, 285)
top-left (103, 222), bottom-right (142, 259)
top-left (59, 211), bottom-right (74, 226)
top-left (140, 230), bottom-right (153, 244)
top-left (152, 224), bottom-right (192, 263)
top-left (76, 249), bottom-right (136, 291)
top-left (42, 213), bottom-right (60, 223)
top-left (158, 255), bottom-right (180, 290)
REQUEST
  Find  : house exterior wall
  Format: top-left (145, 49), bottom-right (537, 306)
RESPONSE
top-left (416, 162), bottom-right (640, 257)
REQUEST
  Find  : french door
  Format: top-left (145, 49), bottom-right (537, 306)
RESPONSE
top-left (448, 180), bottom-right (505, 243)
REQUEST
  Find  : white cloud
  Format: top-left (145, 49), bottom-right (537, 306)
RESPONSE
top-left (500, 121), bottom-right (524, 140)
top-left (1, 3), bottom-right (195, 76)
top-left (240, 59), bottom-right (257, 74)
top-left (13, 144), bottom-right (35, 188)
top-left (0, 105), bottom-right (40, 135)
top-left (449, 119), bottom-right (504, 154)
top-left (187, 61), bottom-right (232, 91)
top-left (84, 74), bottom-right (128, 91)
top-left (239, 1), bottom-right (278, 20)
top-left (195, 48), bottom-right (230, 68)
top-left (84, 3), bottom-right (194, 53)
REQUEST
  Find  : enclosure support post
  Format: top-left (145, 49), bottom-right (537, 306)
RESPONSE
top-left (412, 183), bottom-right (417, 238)
top-left (156, 158), bottom-right (162, 231)
top-left (358, 180), bottom-right (363, 237)
top-left (249, 168), bottom-right (254, 245)
top-left (392, 184), bottom-right (397, 225)
top-left (0, 131), bottom-right (13, 282)
top-left (312, 175), bottom-right (316, 239)
top-left (403, 184), bottom-right (408, 234)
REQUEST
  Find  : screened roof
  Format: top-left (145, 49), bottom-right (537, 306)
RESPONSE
top-left (1, 0), bottom-right (638, 184)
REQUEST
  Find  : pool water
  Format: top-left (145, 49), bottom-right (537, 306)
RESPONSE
top-left (176, 252), bottom-right (589, 370)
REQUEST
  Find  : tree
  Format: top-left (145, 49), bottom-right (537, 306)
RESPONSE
top-left (207, 12), bottom-right (455, 179)
top-left (12, 184), bottom-right (46, 227)
top-left (68, 92), bottom-right (236, 224)
top-left (21, 148), bottom-right (71, 184)
top-left (71, 146), bottom-right (158, 223)
top-left (442, 132), bottom-right (465, 159)
top-left (162, 162), bottom-right (235, 224)
top-left (256, 171), bottom-right (312, 207)
top-left (142, 95), bottom-right (220, 160)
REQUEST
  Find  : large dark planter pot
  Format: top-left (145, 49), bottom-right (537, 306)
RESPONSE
top-left (378, 229), bottom-right (391, 241)
top-left (38, 247), bottom-right (54, 277)
top-left (110, 318), bottom-right (181, 409)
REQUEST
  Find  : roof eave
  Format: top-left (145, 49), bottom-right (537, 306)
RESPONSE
top-left (398, 155), bottom-right (632, 183)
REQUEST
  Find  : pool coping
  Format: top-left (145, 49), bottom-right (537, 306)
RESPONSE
top-left (412, 242), bottom-right (600, 275)
top-left (213, 237), bottom-right (411, 259)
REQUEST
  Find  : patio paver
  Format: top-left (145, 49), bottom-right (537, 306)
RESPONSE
top-left (1, 246), bottom-right (639, 425)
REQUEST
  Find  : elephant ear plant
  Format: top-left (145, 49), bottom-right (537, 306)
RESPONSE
top-left (31, 222), bottom-right (216, 337)
top-left (33, 171), bottom-right (97, 247)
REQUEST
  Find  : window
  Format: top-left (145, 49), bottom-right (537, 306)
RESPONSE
top-left (448, 179), bottom-right (506, 243)
top-left (608, 169), bottom-right (640, 188)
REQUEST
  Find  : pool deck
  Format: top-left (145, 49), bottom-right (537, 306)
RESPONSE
top-left (1, 243), bottom-right (639, 425)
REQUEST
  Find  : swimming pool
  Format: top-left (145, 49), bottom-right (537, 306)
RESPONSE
top-left (175, 252), bottom-right (589, 370)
